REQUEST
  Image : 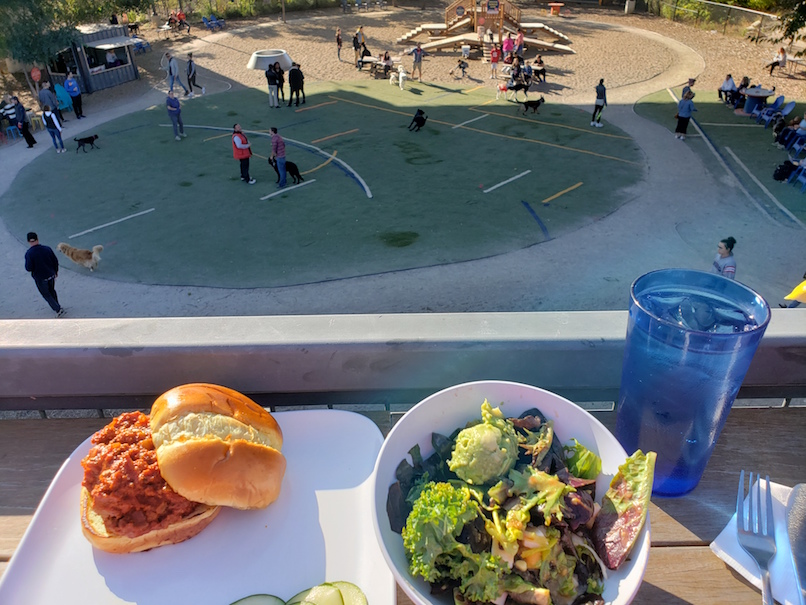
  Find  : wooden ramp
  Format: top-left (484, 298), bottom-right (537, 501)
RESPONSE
top-left (524, 35), bottom-right (575, 54)
top-left (519, 22), bottom-right (572, 43)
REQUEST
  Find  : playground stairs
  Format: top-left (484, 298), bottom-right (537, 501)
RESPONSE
top-left (519, 22), bottom-right (571, 43)
top-left (397, 23), bottom-right (446, 44)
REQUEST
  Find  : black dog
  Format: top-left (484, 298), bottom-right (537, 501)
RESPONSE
top-left (408, 109), bottom-right (427, 132)
top-left (519, 96), bottom-right (546, 115)
top-left (75, 135), bottom-right (100, 153)
top-left (268, 157), bottom-right (304, 184)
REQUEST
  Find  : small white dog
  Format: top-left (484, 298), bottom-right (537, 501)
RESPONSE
top-left (496, 82), bottom-right (509, 100)
top-left (389, 65), bottom-right (407, 90)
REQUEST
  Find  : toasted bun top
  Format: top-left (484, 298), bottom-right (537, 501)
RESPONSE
top-left (150, 383), bottom-right (286, 510)
top-left (150, 383), bottom-right (283, 449)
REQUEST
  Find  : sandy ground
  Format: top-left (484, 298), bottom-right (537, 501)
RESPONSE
top-left (69, 6), bottom-right (806, 113)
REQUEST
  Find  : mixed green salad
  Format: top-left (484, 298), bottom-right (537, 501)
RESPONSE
top-left (386, 401), bottom-right (655, 605)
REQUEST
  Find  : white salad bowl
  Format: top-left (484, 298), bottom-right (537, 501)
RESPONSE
top-left (370, 380), bottom-right (650, 605)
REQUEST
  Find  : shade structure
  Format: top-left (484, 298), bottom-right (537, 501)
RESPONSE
top-left (247, 50), bottom-right (292, 71)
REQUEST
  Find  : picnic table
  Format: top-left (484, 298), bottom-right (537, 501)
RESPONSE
top-left (1, 405), bottom-right (802, 604)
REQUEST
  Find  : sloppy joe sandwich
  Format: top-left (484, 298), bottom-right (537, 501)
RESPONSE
top-left (150, 383), bottom-right (287, 510)
top-left (80, 411), bottom-right (220, 553)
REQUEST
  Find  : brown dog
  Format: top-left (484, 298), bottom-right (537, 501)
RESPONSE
top-left (57, 243), bottom-right (103, 271)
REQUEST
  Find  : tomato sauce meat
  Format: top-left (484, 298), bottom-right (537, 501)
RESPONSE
top-left (81, 411), bottom-right (199, 538)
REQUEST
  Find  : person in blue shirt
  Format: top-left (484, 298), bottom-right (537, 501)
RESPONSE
top-left (166, 91), bottom-right (186, 141)
top-left (24, 232), bottom-right (65, 317)
top-left (64, 72), bottom-right (85, 118)
top-left (675, 90), bottom-right (697, 140)
top-left (409, 42), bottom-right (428, 82)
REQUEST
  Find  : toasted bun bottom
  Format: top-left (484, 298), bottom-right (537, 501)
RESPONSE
top-left (80, 487), bottom-right (220, 554)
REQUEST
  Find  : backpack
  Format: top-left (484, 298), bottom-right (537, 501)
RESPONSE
top-left (773, 160), bottom-right (796, 181)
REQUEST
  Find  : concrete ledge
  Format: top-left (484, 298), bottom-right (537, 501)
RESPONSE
top-left (1, 311), bottom-right (804, 410)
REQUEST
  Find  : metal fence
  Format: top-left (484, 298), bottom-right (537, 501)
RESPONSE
top-left (644, 0), bottom-right (779, 41)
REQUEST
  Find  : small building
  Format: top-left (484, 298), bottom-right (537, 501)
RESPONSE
top-left (47, 25), bottom-right (140, 94)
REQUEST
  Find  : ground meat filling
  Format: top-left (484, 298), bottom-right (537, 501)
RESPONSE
top-left (81, 411), bottom-right (200, 538)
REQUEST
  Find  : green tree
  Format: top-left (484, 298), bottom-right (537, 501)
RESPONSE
top-left (775, 0), bottom-right (806, 50)
top-left (0, 0), bottom-right (79, 95)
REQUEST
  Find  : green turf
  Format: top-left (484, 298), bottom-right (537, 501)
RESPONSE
top-left (2, 80), bottom-right (643, 288)
top-left (635, 87), bottom-right (806, 226)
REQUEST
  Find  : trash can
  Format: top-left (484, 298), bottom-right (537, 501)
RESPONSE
top-left (461, 45), bottom-right (470, 59)
top-left (624, 0), bottom-right (636, 13)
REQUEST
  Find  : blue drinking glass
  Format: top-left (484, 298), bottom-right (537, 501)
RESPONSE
top-left (615, 269), bottom-right (770, 497)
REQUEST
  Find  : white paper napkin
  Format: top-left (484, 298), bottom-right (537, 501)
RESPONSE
top-left (710, 481), bottom-right (801, 605)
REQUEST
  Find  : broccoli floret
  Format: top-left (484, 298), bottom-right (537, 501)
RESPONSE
top-left (402, 482), bottom-right (508, 602)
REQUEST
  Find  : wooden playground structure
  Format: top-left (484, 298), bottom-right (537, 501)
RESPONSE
top-left (395, 0), bottom-right (575, 56)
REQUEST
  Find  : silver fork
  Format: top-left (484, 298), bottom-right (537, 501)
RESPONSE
top-left (737, 470), bottom-right (778, 605)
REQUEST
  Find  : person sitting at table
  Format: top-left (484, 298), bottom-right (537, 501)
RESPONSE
top-left (766, 47), bottom-right (786, 76)
top-left (718, 74), bottom-right (736, 104)
top-left (775, 116), bottom-right (806, 149)
top-left (521, 60), bottom-right (533, 86)
top-left (105, 50), bottom-right (119, 68)
top-left (176, 10), bottom-right (191, 34)
top-left (773, 114), bottom-right (800, 142)
top-left (731, 76), bottom-right (751, 108)
top-left (533, 55), bottom-right (547, 83)
top-left (503, 52), bottom-right (515, 65)
top-left (381, 51), bottom-right (393, 77)
top-left (357, 42), bottom-right (372, 69)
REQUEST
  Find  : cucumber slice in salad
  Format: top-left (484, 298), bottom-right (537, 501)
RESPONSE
top-left (230, 595), bottom-right (286, 605)
top-left (232, 581), bottom-right (367, 605)
top-left (286, 584), bottom-right (344, 605)
top-left (329, 582), bottom-right (368, 605)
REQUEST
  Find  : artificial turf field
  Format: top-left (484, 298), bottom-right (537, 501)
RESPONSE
top-left (2, 80), bottom-right (644, 288)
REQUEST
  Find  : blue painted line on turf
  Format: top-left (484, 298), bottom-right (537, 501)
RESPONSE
top-left (521, 201), bottom-right (550, 239)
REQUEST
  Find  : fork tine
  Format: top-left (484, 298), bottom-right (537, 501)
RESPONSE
top-left (737, 469), bottom-right (746, 530)
top-left (764, 474), bottom-right (775, 537)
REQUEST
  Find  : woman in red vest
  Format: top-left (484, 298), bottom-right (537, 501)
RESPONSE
top-left (232, 124), bottom-right (256, 184)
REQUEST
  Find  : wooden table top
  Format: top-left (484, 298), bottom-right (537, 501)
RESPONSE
top-left (1, 407), bottom-right (803, 604)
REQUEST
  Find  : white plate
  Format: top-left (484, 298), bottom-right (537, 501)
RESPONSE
top-left (371, 380), bottom-right (651, 605)
top-left (0, 410), bottom-right (395, 605)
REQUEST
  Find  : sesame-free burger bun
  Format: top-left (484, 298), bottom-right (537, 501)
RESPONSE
top-left (80, 486), bottom-right (220, 554)
top-left (150, 383), bottom-right (286, 510)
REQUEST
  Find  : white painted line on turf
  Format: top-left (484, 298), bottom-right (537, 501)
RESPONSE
top-left (260, 179), bottom-right (316, 200)
top-left (69, 208), bottom-right (156, 239)
top-left (453, 114), bottom-right (488, 129)
top-left (172, 124), bottom-right (373, 199)
top-left (483, 170), bottom-right (531, 193)
top-left (666, 88), bottom-right (778, 226)
top-left (725, 147), bottom-right (806, 230)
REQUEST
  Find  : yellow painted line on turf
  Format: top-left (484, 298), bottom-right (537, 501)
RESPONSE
top-left (464, 85), bottom-right (485, 94)
top-left (301, 150), bottom-right (337, 175)
top-left (311, 129), bottom-right (358, 144)
top-left (253, 153), bottom-right (268, 160)
top-left (203, 132), bottom-right (231, 142)
top-left (327, 96), bottom-right (639, 165)
top-left (698, 123), bottom-right (760, 127)
top-left (295, 100), bottom-right (338, 113)
top-left (542, 181), bottom-right (583, 204)
top-left (470, 107), bottom-right (632, 139)
top-left (473, 99), bottom-right (497, 108)
top-left (459, 124), bottom-right (640, 165)
top-left (260, 179), bottom-right (316, 200)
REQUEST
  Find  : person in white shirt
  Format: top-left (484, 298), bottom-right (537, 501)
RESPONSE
top-left (766, 48), bottom-right (786, 76)
top-left (718, 74), bottom-right (736, 104)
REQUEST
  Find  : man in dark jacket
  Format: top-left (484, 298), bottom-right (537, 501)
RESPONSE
top-left (287, 63), bottom-right (305, 107)
top-left (14, 96), bottom-right (37, 148)
top-left (24, 232), bottom-right (65, 317)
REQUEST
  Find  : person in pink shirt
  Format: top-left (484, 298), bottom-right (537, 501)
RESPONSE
top-left (489, 44), bottom-right (501, 79)
top-left (515, 29), bottom-right (524, 57)
top-left (502, 33), bottom-right (514, 55)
